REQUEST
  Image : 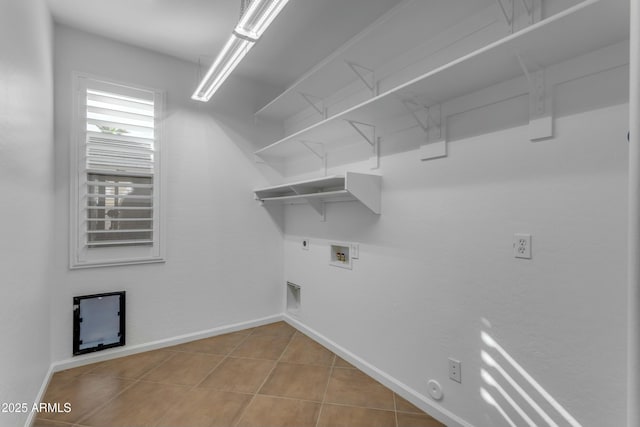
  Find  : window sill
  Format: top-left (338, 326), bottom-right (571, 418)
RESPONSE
top-left (69, 257), bottom-right (166, 269)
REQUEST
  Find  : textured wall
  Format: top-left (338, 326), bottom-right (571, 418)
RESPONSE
top-left (50, 25), bottom-right (285, 364)
top-left (0, 1), bottom-right (54, 426)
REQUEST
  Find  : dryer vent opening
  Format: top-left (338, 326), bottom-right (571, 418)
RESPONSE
top-left (73, 291), bottom-right (125, 356)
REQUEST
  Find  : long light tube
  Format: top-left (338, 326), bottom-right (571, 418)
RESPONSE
top-left (234, 0), bottom-right (290, 41)
top-left (192, 0), bottom-right (289, 102)
top-left (629, 1), bottom-right (640, 426)
top-left (191, 34), bottom-right (254, 102)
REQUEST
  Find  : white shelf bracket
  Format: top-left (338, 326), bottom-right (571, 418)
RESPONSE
top-left (305, 198), bottom-right (326, 221)
top-left (370, 137), bottom-right (381, 170)
top-left (346, 120), bottom-right (376, 147)
top-left (519, 0), bottom-right (541, 26)
top-left (300, 140), bottom-right (328, 175)
top-left (497, 0), bottom-right (541, 33)
top-left (496, 0), bottom-right (514, 29)
top-left (299, 92), bottom-right (327, 119)
top-left (402, 100), bottom-right (447, 161)
top-left (402, 99), bottom-right (444, 136)
top-left (401, 99), bottom-right (429, 134)
top-left (254, 153), bottom-right (266, 164)
top-left (345, 61), bottom-right (378, 96)
top-left (519, 0), bottom-right (532, 16)
top-left (345, 120), bottom-right (379, 170)
top-left (516, 53), bottom-right (553, 141)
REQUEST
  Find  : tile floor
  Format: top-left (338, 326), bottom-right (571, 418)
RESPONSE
top-left (35, 322), bottom-right (446, 427)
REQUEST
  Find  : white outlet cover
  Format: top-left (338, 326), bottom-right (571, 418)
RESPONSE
top-left (427, 379), bottom-right (443, 400)
top-left (514, 233), bottom-right (532, 259)
top-left (351, 243), bottom-right (359, 259)
top-left (448, 358), bottom-right (461, 383)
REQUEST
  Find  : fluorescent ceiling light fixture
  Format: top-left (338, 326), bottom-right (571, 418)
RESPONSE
top-left (192, 0), bottom-right (290, 102)
top-left (191, 34), bottom-right (254, 102)
top-left (234, 0), bottom-right (290, 41)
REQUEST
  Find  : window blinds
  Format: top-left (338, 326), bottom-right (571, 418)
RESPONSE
top-left (84, 84), bottom-right (156, 248)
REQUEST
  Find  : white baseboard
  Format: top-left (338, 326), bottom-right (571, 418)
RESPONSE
top-left (283, 314), bottom-right (474, 427)
top-left (29, 313), bottom-right (472, 427)
top-left (25, 364), bottom-right (55, 427)
top-left (26, 314), bottom-right (284, 427)
top-left (50, 313), bottom-right (283, 373)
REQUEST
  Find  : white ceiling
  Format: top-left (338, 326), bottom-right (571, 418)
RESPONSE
top-left (46, 0), bottom-right (405, 89)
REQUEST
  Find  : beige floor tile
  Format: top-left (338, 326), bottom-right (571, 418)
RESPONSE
top-left (249, 321), bottom-right (296, 338)
top-left (37, 324), bottom-right (448, 427)
top-left (334, 357), bottom-right (356, 369)
top-left (395, 393), bottom-right (425, 414)
top-left (198, 357), bottom-right (275, 393)
top-left (169, 332), bottom-right (248, 355)
top-left (280, 333), bottom-right (334, 366)
top-left (258, 362), bottom-right (331, 401)
top-left (236, 395), bottom-right (320, 427)
top-left (316, 404), bottom-right (396, 427)
top-left (32, 419), bottom-right (74, 427)
top-left (51, 364), bottom-right (98, 381)
top-left (37, 375), bottom-right (134, 424)
top-left (231, 334), bottom-right (292, 360)
top-left (397, 412), bottom-right (446, 427)
top-left (79, 381), bottom-right (188, 427)
top-left (154, 389), bottom-right (251, 427)
top-left (141, 352), bottom-right (224, 386)
top-left (86, 350), bottom-right (174, 380)
top-left (325, 368), bottom-right (394, 410)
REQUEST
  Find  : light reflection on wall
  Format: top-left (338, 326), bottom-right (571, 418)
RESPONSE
top-left (481, 387), bottom-right (518, 427)
top-left (480, 330), bottom-right (582, 427)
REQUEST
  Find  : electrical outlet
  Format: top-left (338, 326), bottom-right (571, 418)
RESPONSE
top-left (514, 233), bottom-right (532, 259)
top-left (449, 358), bottom-right (461, 383)
top-left (302, 239), bottom-right (309, 250)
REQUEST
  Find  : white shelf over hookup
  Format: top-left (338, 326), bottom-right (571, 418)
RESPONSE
top-left (254, 172), bottom-right (382, 216)
top-left (253, 0), bottom-right (492, 122)
top-left (253, 0), bottom-right (628, 162)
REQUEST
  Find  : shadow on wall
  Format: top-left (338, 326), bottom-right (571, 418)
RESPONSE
top-left (479, 325), bottom-right (582, 427)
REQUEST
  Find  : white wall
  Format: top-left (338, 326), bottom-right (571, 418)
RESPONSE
top-left (278, 8), bottom-right (629, 427)
top-left (51, 25), bottom-right (285, 364)
top-left (0, 0), bottom-right (54, 426)
top-left (284, 93), bottom-right (628, 427)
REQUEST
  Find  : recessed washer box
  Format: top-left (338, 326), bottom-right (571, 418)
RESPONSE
top-left (286, 282), bottom-right (301, 314)
top-left (330, 242), bottom-right (352, 269)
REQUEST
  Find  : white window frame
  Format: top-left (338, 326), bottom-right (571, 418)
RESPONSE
top-left (70, 72), bottom-right (166, 268)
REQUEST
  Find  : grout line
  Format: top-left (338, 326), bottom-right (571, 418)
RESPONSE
top-left (393, 392), bottom-right (399, 427)
top-left (313, 400), bottom-right (398, 413)
top-left (109, 334), bottom-right (251, 427)
top-left (232, 329), bottom-right (298, 427)
top-left (221, 354), bottom-right (308, 363)
top-left (71, 375), bottom-right (140, 425)
top-left (71, 351), bottom-right (178, 425)
top-left (135, 350), bottom-right (180, 382)
top-left (41, 324), bottom-right (283, 427)
top-left (190, 332), bottom-right (252, 390)
top-left (46, 322), bottom-right (416, 426)
top-left (331, 365), bottom-right (357, 370)
top-left (33, 418), bottom-right (76, 426)
top-left (314, 353), bottom-right (337, 427)
top-left (226, 393), bottom-right (324, 405)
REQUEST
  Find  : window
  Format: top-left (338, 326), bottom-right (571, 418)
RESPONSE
top-left (71, 74), bottom-right (165, 268)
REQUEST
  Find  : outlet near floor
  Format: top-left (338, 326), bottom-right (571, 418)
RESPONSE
top-left (448, 358), bottom-right (461, 383)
